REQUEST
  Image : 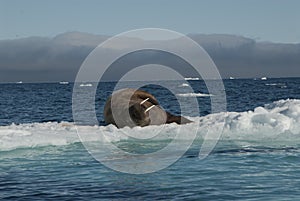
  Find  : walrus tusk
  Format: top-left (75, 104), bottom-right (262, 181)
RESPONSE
top-left (140, 98), bottom-right (149, 105)
top-left (144, 105), bottom-right (155, 113)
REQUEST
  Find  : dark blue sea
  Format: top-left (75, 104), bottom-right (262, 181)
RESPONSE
top-left (1, 78), bottom-right (300, 200)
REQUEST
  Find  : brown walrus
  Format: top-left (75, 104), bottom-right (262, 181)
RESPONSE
top-left (104, 88), bottom-right (192, 128)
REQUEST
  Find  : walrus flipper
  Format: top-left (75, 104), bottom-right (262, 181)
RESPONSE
top-left (165, 112), bottom-right (193, 124)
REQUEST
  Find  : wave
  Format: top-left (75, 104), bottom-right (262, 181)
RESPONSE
top-left (265, 83), bottom-right (282, 86)
top-left (176, 93), bottom-right (213, 97)
top-left (265, 83), bottom-right (287, 88)
top-left (0, 99), bottom-right (299, 151)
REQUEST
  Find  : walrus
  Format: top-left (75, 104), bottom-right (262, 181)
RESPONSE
top-left (104, 88), bottom-right (192, 128)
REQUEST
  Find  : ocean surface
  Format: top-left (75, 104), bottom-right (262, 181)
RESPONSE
top-left (1, 78), bottom-right (300, 200)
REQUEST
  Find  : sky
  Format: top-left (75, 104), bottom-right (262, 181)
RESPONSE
top-left (0, 0), bottom-right (300, 82)
top-left (1, 0), bottom-right (300, 43)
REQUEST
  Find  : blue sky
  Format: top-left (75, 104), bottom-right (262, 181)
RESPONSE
top-left (1, 0), bottom-right (300, 43)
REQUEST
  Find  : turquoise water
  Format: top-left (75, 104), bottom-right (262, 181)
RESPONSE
top-left (1, 143), bottom-right (299, 200)
top-left (1, 78), bottom-right (300, 200)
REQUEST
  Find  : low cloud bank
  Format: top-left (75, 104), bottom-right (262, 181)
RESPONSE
top-left (0, 32), bottom-right (299, 82)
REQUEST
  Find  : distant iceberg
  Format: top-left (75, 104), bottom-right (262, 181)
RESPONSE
top-left (261, 77), bottom-right (267, 80)
top-left (59, 81), bottom-right (69, 85)
top-left (184, 77), bottom-right (200, 81)
top-left (80, 83), bottom-right (93, 87)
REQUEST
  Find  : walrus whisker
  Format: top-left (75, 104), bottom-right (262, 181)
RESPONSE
top-left (140, 98), bottom-right (149, 105)
top-left (144, 105), bottom-right (155, 113)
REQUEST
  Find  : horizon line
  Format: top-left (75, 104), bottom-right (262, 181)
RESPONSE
top-left (1, 76), bottom-right (300, 84)
top-left (1, 31), bottom-right (299, 45)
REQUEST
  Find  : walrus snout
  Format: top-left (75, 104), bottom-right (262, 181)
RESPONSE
top-left (104, 88), bottom-right (192, 128)
top-left (128, 103), bottom-right (150, 127)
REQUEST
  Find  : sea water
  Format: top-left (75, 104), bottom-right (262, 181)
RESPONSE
top-left (0, 78), bottom-right (300, 200)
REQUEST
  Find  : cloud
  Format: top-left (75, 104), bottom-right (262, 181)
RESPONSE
top-left (0, 33), bottom-right (96, 82)
top-left (0, 32), bottom-right (299, 82)
top-left (192, 34), bottom-right (300, 78)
